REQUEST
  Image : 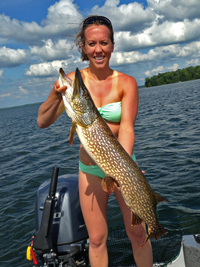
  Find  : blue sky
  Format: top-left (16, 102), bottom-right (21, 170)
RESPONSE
top-left (0, 0), bottom-right (200, 108)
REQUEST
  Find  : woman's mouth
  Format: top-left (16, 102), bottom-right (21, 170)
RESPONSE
top-left (94, 56), bottom-right (105, 63)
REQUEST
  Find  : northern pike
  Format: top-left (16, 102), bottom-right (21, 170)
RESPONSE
top-left (59, 68), bottom-right (169, 247)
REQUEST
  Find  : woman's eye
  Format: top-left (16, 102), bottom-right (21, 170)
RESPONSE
top-left (102, 42), bottom-right (108, 45)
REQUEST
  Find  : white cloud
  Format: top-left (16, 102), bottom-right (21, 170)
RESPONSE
top-left (25, 58), bottom-right (85, 77)
top-left (166, 63), bottom-right (179, 71)
top-left (186, 58), bottom-right (199, 66)
top-left (0, 0), bottom-right (82, 46)
top-left (0, 69), bottom-right (4, 78)
top-left (144, 63), bottom-right (179, 77)
top-left (92, 1), bottom-right (155, 32)
top-left (25, 61), bottom-right (65, 76)
top-left (41, 0), bottom-right (82, 27)
top-left (0, 92), bottom-right (11, 98)
top-left (152, 66), bottom-right (164, 73)
top-left (19, 86), bottom-right (28, 95)
top-left (30, 39), bottom-right (76, 61)
top-left (111, 41), bottom-right (200, 67)
top-left (147, 0), bottom-right (200, 22)
top-left (0, 47), bottom-right (27, 67)
top-left (114, 19), bottom-right (200, 52)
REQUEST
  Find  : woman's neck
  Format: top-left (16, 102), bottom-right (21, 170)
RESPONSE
top-left (86, 65), bottom-right (114, 81)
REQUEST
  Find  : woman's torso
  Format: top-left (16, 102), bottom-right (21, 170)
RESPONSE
top-left (77, 68), bottom-right (125, 166)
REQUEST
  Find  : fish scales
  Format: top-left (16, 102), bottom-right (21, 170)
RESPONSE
top-left (59, 67), bottom-right (168, 247)
top-left (76, 114), bottom-right (164, 242)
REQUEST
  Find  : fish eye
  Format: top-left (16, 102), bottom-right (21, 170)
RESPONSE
top-left (83, 91), bottom-right (88, 97)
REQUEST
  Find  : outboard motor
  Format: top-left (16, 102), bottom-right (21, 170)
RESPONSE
top-left (27, 167), bottom-right (89, 267)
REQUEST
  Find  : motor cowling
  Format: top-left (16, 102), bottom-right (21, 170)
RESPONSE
top-left (35, 174), bottom-right (88, 255)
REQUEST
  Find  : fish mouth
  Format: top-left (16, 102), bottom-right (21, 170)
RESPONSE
top-left (73, 68), bottom-right (84, 99)
top-left (59, 68), bottom-right (65, 80)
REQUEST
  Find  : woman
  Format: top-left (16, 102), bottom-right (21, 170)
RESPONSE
top-left (37, 15), bottom-right (153, 267)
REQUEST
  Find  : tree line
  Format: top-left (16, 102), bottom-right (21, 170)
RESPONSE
top-left (145, 65), bottom-right (200, 87)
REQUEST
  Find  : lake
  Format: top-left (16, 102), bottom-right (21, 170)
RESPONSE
top-left (0, 79), bottom-right (200, 266)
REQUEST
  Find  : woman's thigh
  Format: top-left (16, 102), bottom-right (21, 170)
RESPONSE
top-left (114, 185), bottom-right (147, 242)
top-left (79, 170), bottom-right (109, 242)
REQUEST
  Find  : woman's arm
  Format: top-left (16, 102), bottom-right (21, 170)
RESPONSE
top-left (117, 75), bottom-right (139, 157)
top-left (37, 71), bottom-right (74, 128)
top-left (37, 81), bottom-right (67, 128)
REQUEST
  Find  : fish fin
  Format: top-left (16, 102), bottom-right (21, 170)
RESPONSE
top-left (140, 234), bottom-right (150, 248)
top-left (68, 123), bottom-right (76, 146)
top-left (101, 176), bottom-right (115, 194)
top-left (140, 224), bottom-right (167, 248)
top-left (151, 226), bottom-right (167, 240)
top-left (131, 212), bottom-right (142, 226)
top-left (154, 192), bottom-right (169, 204)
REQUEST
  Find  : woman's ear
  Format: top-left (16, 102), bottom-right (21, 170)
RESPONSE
top-left (81, 43), bottom-right (86, 55)
top-left (112, 42), bottom-right (115, 52)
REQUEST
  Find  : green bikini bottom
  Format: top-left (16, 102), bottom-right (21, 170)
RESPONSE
top-left (79, 153), bottom-right (136, 179)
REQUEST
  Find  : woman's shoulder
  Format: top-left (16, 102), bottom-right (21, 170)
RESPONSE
top-left (115, 70), bottom-right (137, 89)
top-left (67, 71), bottom-right (75, 80)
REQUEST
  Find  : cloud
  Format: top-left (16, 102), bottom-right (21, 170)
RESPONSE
top-left (0, 47), bottom-right (27, 68)
top-left (0, 0), bottom-right (82, 46)
top-left (25, 61), bottom-right (65, 76)
top-left (147, 0), bottom-right (200, 22)
top-left (111, 41), bottom-right (200, 66)
top-left (25, 57), bottom-right (85, 77)
top-left (166, 63), bottom-right (179, 71)
top-left (114, 18), bottom-right (200, 52)
top-left (19, 86), bottom-right (28, 94)
top-left (26, 39), bottom-right (200, 77)
top-left (30, 39), bottom-right (76, 61)
top-left (0, 92), bottom-right (11, 98)
top-left (41, 0), bottom-right (82, 27)
top-left (0, 69), bottom-right (4, 78)
top-left (144, 63), bottom-right (179, 76)
top-left (92, 1), bottom-right (155, 33)
top-left (186, 58), bottom-right (199, 66)
top-left (152, 65), bottom-right (164, 73)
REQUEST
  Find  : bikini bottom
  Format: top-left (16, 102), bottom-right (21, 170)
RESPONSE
top-left (79, 153), bottom-right (136, 179)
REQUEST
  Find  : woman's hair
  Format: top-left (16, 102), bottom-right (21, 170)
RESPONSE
top-left (74, 15), bottom-right (114, 61)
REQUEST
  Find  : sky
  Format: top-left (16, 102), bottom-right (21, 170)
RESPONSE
top-left (0, 0), bottom-right (200, 108)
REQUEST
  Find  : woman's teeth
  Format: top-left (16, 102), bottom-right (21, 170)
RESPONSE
top-left (95, 57), bottom-right (104, 60)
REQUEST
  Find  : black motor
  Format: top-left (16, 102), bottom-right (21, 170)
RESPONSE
top-left (27, 167), bottom-right (89, 267)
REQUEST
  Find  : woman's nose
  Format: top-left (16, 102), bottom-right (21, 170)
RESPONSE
top-left (95, 43), bottom-right (102, 52)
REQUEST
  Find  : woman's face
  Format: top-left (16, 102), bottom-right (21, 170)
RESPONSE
top-left (82, 25), bottom-right (114, 69)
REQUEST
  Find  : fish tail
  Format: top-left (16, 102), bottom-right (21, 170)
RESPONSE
top-left (151, 224), bottom-right (167, 240)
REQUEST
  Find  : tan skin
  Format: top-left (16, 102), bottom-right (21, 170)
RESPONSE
top-left (37, 24), bottom-right (153, 267)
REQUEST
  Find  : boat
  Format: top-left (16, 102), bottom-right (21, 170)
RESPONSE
top-left (26, 168), bottom-right (200, 267)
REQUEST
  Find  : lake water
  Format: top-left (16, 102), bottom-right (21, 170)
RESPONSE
top-left (0, 79), bottom-right (200, 267)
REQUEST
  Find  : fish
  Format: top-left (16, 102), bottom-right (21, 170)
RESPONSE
top-left (59, 67), bottom-right (169, 247)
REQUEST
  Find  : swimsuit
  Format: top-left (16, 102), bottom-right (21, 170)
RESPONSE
top-left (79, 154), bottom-right (136, 179)
top-left (98, 101), bottom-right (122, 123)
top-left (79, 101), bottom-right (137, 178)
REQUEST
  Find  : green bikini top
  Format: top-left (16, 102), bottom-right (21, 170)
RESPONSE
top-left (98, 101), bottom-right (122, 123)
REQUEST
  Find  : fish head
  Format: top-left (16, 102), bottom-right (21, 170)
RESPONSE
top-left (59, 68), bottom-right (99, 127)
top-left (72, 68), bottom-right (95, 112)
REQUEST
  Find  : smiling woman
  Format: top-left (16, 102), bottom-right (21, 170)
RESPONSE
top-left (37, 15), bottom-right (153, 267)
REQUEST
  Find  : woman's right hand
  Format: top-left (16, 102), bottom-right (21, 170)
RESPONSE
top-left (37, 81), bottom-right (67, 128)
top-left (53, 80), bottom-right (68, 97)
